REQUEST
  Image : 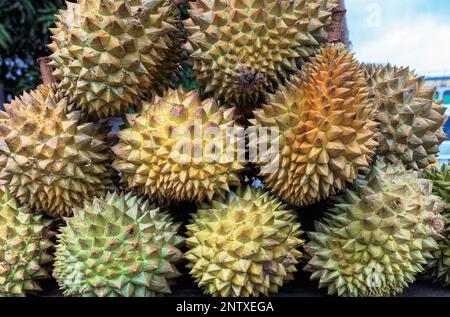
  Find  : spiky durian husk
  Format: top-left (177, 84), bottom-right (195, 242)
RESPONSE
top-left (148, 16), bottom-right (186, 98)
top-left (327, 0), bottom-right (341, 6)
top-left (421, 164), bottom-right (450, 287)
top-left (184, 0), bottom-right (331, 105)
top-left (53, 191), bottom-right (183, 297)
top-left (112, 88), bottom-right (244, 203)
top-left (48, 0), bottom-right (182, 118)
top-left (422, 164), bottom-right (450, 209)
top-left (0, 190), bottom-right (53, 297)
top-left (304, 162), bottom-right (446, 297)
top-left (250, 44), bottom-right (378, 207)
top-left (0, 85), bottom-right (112, 217)
top-left (185, 187), bottom-right (304, 297)
top-left (363, 64), bottom-right (447, 170)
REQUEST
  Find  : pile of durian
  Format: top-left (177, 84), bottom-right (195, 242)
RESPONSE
top-left (0, 0), bottom-right (449, 297)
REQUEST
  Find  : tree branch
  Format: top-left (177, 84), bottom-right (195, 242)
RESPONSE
top-left (327, 6), bottom-right (347, 44)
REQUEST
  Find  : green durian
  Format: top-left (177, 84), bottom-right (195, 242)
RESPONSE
top-left (185, 186), bottom-right (304, 297)
top-left (49, 0), bottom-right (183, 118)
top-left (363, 64), bottom-right (447, 170)
top-left (53, 191), bottom-right (184, 297)
top-left (421, 164), bottom-right (450, 287)
top-left (0, 190), bottom-right (53, 297)
top-left (184, 0), bottom-right (331, 105)
top-left (112, 88), bottom-right (244, 203)
top-left (305, 161), bottom-right (446, 297)
top-left (0, 85), bottom-right (112, 217)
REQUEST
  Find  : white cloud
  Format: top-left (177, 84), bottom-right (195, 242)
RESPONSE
top-left (352, 17), bottom-right (450, 75)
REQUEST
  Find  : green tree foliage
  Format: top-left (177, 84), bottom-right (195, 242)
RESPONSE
top-left (0, 1), bottom-right (197, 101)
top-left (0, 0), bottom-right (67, 100)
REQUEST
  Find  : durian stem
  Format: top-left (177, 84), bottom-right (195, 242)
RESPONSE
top-left (37, 57), bottom-right (56, 85)
top-left (431, 215), bottom-right (446, 234)
top-left (327, 6), bottom-right (347, 44)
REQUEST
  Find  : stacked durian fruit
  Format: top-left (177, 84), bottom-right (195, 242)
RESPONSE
top-left (0, 0), bottom-right (449, 297)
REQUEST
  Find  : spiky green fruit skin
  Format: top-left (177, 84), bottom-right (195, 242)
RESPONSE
top-left (112, 88), bottom-right (244, 203)
top-left (304, 162), bottom-right (446, 297)
top-left (0, 85), bottom-right (112, 217)
top-left (0, 190), bottom-right (53, 297)
top-left (147, 17), bottom-right (186, 98)
top-left (421, 164), bottom-right (450, 287)
top-left (422, 164), bottom-right (450, 210)
top-left (49, 0), bottom-right (182, 118)
top-left (250, 44), bottom-right (378, 207)
top-left (327, 0), bottom-right (342, 6)
top-left (53, 192), bottom-right (184, 297)
top-left (184, 0), bottom-right (331, 105)
top-left (185, 187), bottom-right (304, 297)
top-left (364, 64), bottom-right (447, 170)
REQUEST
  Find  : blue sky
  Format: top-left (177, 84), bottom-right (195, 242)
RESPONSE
top-left (346, 0), bottom-right (450, 75)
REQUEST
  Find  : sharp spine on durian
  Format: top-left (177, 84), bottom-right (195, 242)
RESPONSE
top-left (0, 85), bottom-right (112, 217)
top-left (0, 190), bottom-right (53, 297)
top-left (53, 191), bottom-right (184, 297)
top-left (250, 43), bottom-right (378, 207)
top-left (421, 164), bottom-right (450, 287)
top-left (363, 64), bottom-right (447, 170)
top-left (112, 88), bottom-right (245, 203)
top-left (185, 186), bottom-right (304, 297)
top-left (184, 0), bottom-right (332, 105)
top-left (305, 161), bottom-right (446, 297)
top-left (49, 0), bottom-right (183, 118)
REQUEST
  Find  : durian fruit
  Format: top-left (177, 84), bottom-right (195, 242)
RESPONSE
top-left (112, 88), bottom-right (244, 203)
top-left (185, 186), bottom-right (304, 297)
top-left (184, 0), bottom-right (331, 105)
top-left (49, 0), bottom-right (182, 118)
top-left (0, 85), bottom-right (112, 217)
top-left (421, 164), bottom-right (450, 286)
top-left (304, 162), bottom-right (447, 297)
top-left (250, 44), bottom-right (378, 207)
top-left (149, 20), bottom-right (185, 97)
top-left (364, 64), bottom-right (447, 170)
top-left (0, 190), bottom-right (53, 297)
top-left (422, 164), bottom-right (450, 209)
top-left (53, 191), bottom-right (184, 297)
top-left (328, 0), bottom-right (342, 6)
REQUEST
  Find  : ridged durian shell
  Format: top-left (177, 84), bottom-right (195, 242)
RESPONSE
top-left (305, 161), bottom-right (446, 297)
top-left (184, 0), bottom-right (331, 105)
top-left (250, 44), bottom-right (378, 207)
top-left (185, 186), bottom-right (304, 297)
top-left (421, 164), bottom-right (450, 287)
top-left (327, 0), bottom-right (342, 6)
top-left (112, 88), bottom-right (244, 203)
top-left (149, 19), bottom-right (185, 98)
top-left (0, 190), bottom-right (53, 297)
top-left (0, 85), bottom-right (112, 217)
top-left (364, 64), bottom-right (447, 170)
top-left (53, 191), bottom-right (184, 297)
top-left (49, 0), bottom-right (183, 118)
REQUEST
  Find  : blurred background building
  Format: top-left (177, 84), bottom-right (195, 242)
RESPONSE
top-left (424, 73), bottom-right (450, 165)
top-left (424, 73), bottom-right (450, 104)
